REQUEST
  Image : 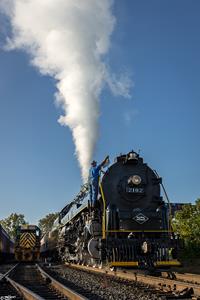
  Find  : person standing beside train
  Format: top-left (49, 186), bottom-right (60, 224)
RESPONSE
top-left (88, 155), bottom-right (109, 207)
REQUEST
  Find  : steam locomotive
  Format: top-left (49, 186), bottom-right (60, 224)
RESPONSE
top-left (41, 151), bottom-right (180, 269)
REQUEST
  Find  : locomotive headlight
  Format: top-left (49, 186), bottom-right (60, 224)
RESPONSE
top-left (129, 152), bottom-right (137, 159)
top-left (128, 175), bottom-right (142, 185)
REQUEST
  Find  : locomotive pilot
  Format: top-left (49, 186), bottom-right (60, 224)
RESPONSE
top-left (88, 155), bottom-right (109, 207)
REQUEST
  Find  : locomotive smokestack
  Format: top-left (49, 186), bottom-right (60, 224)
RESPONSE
top-left (0, 0), bottom-right (132, 181)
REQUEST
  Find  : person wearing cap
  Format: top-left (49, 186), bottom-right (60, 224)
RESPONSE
top-left (88, 155), bottom-right (109, 207)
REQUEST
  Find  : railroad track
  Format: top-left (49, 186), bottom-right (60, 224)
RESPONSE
top-left (41, 263), bottom-right (190, 300)
top-left (11, 263), bottom-right (88, 299)
top-left (0, 263), bottom-right (86, 300)
top-left (0, 264), bottom-right (16, 277)
top-left (0, 264), bottom-right (23, 299)
top-left (1, 263), bottom-right (199, 299)
top-left (162, 271), bottom-right (200, 285)
top-left (52, 263), bottom-right (200, 300)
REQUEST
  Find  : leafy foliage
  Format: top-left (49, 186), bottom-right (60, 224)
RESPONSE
top-left (0, 213), bottom-right (27, 239)
top-left (172, 199), bottom-right (200, 257)
top-left (38, 212), bottom-right (59, 235)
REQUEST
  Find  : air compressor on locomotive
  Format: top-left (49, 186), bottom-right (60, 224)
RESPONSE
top-left (41, 151), bottom-right (180, 269)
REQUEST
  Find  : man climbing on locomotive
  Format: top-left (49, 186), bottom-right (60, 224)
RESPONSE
top-left (88, 155), bottom-right (109, 207)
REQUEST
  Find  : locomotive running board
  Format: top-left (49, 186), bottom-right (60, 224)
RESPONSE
top-left (110, 261), bottom-right (139, 267)
top-left (109, 260), bottom-right (181, 267)
top-left (154, 260), bottom-right (181, 267)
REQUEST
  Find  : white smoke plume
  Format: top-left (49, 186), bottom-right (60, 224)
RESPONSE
top-left (0, 0), bottom-right (131, 181)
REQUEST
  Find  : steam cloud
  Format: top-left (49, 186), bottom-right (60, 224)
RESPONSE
top-left (0, 0), bottom-right (131, 181)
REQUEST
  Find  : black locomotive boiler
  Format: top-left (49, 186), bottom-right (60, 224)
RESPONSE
top-left (41, 151), bottom-right (180, 269)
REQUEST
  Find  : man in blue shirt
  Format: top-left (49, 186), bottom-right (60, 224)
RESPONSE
top-left (89, 155), bottom-right (109, 207)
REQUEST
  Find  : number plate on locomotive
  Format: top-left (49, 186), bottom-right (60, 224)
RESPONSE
top-left (126, 187), bottom-right (144, 193)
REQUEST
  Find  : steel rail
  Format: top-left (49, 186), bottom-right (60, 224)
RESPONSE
top-left (6, 277), bottom-right (45, 300)
top-left (67, 263), bottom-right (200, 298)
top-left (0, 263), bottom-right (19, 281)
top-left (0, 263), bottom-right (44, 300)
top-left (162, 271), bottom-right (200, 285)
top-left (37, 264), bottom-right (88, 300)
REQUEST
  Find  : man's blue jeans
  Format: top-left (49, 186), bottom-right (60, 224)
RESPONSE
top-left (90, 182), bottom-right (99, 206)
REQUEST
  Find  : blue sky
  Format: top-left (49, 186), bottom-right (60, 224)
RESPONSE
top-left (0, 0), bottom-right (200, 224)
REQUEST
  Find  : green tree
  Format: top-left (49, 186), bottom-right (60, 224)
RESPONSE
top-left (172, 199), bottom-right (200, 257)
top-left (38, 212), bottom-right (59, 235)
top-left (0, 213), bottom-right (27, 239)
